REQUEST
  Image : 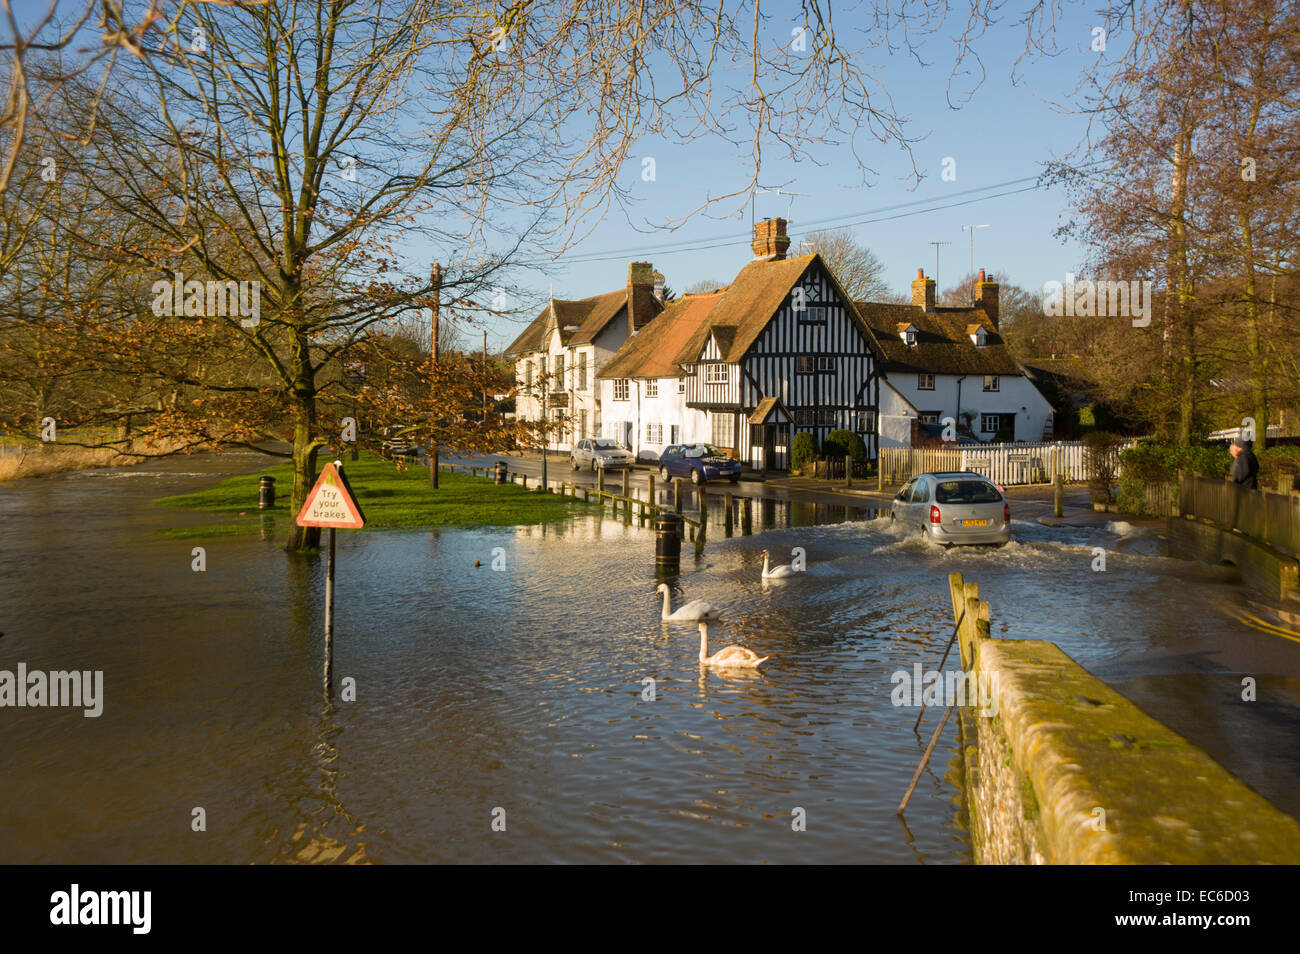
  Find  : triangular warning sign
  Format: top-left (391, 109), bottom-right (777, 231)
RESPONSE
top-left (295, 461), bottom-right (366, 528)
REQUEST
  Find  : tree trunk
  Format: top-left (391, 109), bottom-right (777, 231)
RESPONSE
top-left (285, 331), bottom-right (322, 551)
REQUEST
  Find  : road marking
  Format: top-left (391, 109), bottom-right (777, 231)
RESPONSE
top-left (1212, 599), bottom-right (1300, 645)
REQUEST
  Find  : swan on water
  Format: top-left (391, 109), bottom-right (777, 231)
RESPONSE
top-left (761, 548), bottom-right (797, 579)
top-left (656, 583), bottom-right (719, 622)
top-left (697, 621), bottom-right (768, 669)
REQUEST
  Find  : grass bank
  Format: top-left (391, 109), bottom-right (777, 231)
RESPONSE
top-left (155, 453), bottom-right (597, 537)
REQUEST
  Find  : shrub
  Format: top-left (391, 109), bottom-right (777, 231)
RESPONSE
top-left (791, 432), bottom-right (820, 471)
top-left (822, 428), bottom-right (867, 461)
top-left (1117, 440), bottom-right (1232, 514)
top-left (1259, 445), bottom-right (1300, 492)
top-left (1083, 431), bottom-right (1126, 504)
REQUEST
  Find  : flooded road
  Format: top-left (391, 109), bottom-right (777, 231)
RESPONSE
top-left (2, 454), bottom-right (1298, 863)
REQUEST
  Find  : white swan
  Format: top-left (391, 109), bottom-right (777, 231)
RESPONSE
top-left (761, 548), bottom-right (797, 579)
top-left (657, 583), bottom-right (719, 622)
top-left (698, 621), bottom-right (768, 669)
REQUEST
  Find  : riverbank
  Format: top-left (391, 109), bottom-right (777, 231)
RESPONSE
top-left (0, 436), bottom-right (190, 481)
top-left (153, 452), bottom-right (598, 537)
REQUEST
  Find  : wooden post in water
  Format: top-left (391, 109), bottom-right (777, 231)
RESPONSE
top-left (877, 452), bottom-right (884, 491)
top-left (845, 454), bottom-right (853, 489)
top-left (1053, 471), bottom-right (1064, 519)
top-left (598, 468), bottom-right (605, 495)
top-left (622, 469), bottom-right (630, 500)
top-left (698, 485), bottom-right (707, 540)
top-left (648, 474), bottom-right (655, 507)
top-left (724, 492), bottom-right (734, 536)
top-left (741, 497), bottom-right (752, 535)
top-left (674, 479), bottom-right (683, 513)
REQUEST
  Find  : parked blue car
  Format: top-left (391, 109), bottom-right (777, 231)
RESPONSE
top-left (658, 443), bottom-right (742, 484)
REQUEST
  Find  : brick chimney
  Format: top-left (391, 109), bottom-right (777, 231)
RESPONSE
top-left (910, 268), bottom-right (935, 313)
top-left (751, 217), bottom-right (790, 261)
top-left (627, 261), bottom-right (656, 333)
top-left (975, 267), bottom-right (1000, 328)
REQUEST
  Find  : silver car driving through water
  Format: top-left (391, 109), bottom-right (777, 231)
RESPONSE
top-left (889, 472), bottom-right (1011, 547)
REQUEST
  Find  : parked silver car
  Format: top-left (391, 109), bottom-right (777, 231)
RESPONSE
top-left (889, 472), bottom-right (1011, 547)
top-left (570, 438), bottom-right (635, 471)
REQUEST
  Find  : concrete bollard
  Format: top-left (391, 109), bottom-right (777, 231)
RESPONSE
top-left (656, 512), bottom-right (683, 574)
top-left (724, 492), bottom-right (734, 536)
top-left (741, 497), bottom-right (752, 535)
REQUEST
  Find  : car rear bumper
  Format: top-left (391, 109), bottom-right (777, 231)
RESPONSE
top-left (925, 524), bottom-right (1011, 546)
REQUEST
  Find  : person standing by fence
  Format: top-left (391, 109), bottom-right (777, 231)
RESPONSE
top-left (1229, 438), bottom-right (1259, 490)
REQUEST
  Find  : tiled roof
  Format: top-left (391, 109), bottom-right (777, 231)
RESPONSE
top-left (598, 292), bottom-right (722, 379)
top-left (673, 254), bottom-right (818, 364)
top-left (855, 302), bottom-right (1023, 376)
top-left (504, 289), bottom-right (637, 355)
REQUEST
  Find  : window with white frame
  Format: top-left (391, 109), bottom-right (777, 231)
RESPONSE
top-left (645, 379), bottom-right (659, 398)
top-left (918, 373), bottom-right (935, 390)
top-left (577, 352), bottom-right (588, 390)
top-left (796, 356), bottom-right (814, 374)
top-left (704, 363), bottom-right (728, 385)
top-left (983, 375), bottom-right (1000, 392)
top-left (817, 356), bottom-right (836, 372)
top-left (855, 410), bottom-right (876, 433)
top-left (981, 413), bottom-right (1000, 434)
top-left (579, 410), bottom-right (588, 439)
top-left (646, 423), bottom-right (663, 444)
top-left (678, 376), bottom-right (685, 393)
top-left (613, 379), bottom-right (629, 401)
top-left (797, 305), bottom-right (827, 324)
top-left (524, 361), bottom-right (533, 387)
top-left (711, 412), bottom-right (735, 448)
top-left (918, 411), bottom-right (941, 423)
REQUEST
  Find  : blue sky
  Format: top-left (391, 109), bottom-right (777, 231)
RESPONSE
top-left (477, 5), bottom-right (1111, 350)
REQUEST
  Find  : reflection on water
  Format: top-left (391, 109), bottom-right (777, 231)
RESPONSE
top-left (1, 454), bottom-right (1297, 864)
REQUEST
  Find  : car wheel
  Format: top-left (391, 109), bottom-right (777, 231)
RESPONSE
top-left (729, 475), bottom-right (739, 484)
top-left (571, 457), bottom-right (579, 471)
top-left (691, 470), bottom-right (702, 485)
top-left (591, 460), bottom-right (598, 472)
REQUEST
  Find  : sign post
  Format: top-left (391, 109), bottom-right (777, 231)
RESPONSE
top-left (296, 460), bottom-right (365, 698)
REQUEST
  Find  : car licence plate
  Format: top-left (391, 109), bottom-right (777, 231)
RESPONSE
top-left (962, 519), bottom-right (989, 527)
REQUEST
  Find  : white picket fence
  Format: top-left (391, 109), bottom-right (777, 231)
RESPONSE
top-left (880, 440), bottom-right (1135, 486)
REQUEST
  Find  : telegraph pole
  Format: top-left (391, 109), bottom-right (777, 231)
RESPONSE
top-left (430, 263), bottom-right (442, 490)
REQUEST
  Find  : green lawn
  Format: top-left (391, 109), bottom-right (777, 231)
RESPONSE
top-left (155, 453), bottom-right (597, 537)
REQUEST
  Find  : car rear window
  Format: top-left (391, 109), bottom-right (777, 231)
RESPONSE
top-left (935, 480), bottom-right (1002, 504)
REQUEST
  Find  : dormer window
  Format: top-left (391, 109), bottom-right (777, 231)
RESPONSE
top-left (969, 326), bottom-right (989, 347)
top-left (904, 328), bottom-right (917, 346)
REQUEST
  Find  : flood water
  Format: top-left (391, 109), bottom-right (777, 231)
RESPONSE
top-left (2, 454), bottom-right (1298, 863)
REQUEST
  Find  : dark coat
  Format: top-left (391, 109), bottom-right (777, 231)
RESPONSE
top-left (1230, 447), bottom-right (1259, 490)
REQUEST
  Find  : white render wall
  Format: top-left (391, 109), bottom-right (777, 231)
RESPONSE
top-left (885, 371), bottom-right (1053, 444)
top-left (514, 317), bottom-right (632, 451)
top-left (598, 376), bottom-right (702, 461)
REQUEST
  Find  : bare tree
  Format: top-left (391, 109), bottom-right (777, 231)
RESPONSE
top-left (804, 228), bottom-right (890, 301)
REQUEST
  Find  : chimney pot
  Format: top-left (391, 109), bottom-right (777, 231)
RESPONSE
top-left (751, 217), bottom-right (790, 261)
